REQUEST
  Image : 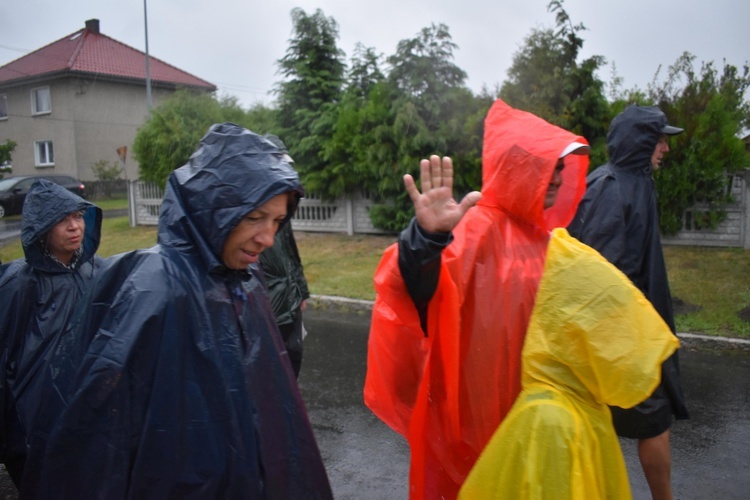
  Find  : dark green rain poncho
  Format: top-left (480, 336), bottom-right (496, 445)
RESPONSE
top-left (22, 124), bottom-right (333, 499)
top-left (568, 105), bottom-right (689, 438)
top-left (0, 179), bottom-right (102, 485)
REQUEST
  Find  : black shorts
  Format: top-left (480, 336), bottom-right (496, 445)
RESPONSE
top-left (610, 382), bottom-right (673, 439)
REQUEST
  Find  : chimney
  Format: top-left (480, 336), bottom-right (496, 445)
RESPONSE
top-left (85, 19), bottom-right (100, 34)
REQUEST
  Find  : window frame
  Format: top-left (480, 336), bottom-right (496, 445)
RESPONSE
top-left (31, 86), bottom-right (51, 115)
top-left (0, 94), bottom-right (7, 120)
top-left (34, 140), bottom-right (54, 166)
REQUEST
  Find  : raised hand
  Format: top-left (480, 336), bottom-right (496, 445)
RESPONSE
top-left (403, 155), bottom-right (481, 233)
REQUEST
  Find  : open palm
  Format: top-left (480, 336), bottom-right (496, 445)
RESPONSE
top-left (404, 155), bottom-right (481, 233)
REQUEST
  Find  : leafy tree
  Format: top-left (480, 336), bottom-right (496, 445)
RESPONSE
top-left (500, 0), bottom-right (610, 166)
top-left (133, 90), bottom-right (244, 186)
top-left (645, 53), bottom-right (750, 234)
top-left (314, 45), bottom-right (386, 198)
top-left (365, 23), bottom-right (485, 231)
top-left (245, 102), bottom-right (281, 136)
top-left (346, 43), bottom-right (385, 100)
top-left (90, 159), bottom-right (123, 198)
top-left (91, 159), bottom-right (123, 181)
top-left (0, 139), bottom-right (16, 170)
top-left (274, 7), bottom-right (346, 190)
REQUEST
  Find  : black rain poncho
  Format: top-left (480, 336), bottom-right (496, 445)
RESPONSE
top-left (568, 105), bottom-right (689, 438)
top-left (23, 124), bottom-right (333, 499)
top-left (0, 179), bottom-right (102, 484)
top-left (259, 223), bottom-right (310, 327)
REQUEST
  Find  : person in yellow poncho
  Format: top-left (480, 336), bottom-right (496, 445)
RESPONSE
top-left (458, 228), bottom-right (679, 499)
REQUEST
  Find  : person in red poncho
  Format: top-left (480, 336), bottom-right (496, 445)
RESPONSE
top-left (364, 99), bottom-right (590, 499)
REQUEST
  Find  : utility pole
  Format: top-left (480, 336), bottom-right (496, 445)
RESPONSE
top-left (144, 0), bottom-right (153, 111)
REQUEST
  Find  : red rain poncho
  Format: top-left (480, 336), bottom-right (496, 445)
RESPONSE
top-left (364, 99), bottom-right (589, 499)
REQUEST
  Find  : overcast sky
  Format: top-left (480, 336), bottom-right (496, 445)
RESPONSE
top-left (1, 0), bottom-right (747, 109)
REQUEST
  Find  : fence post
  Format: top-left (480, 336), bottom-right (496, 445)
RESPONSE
top-left (346, 197), bottom-right (354, 236)
top-left (743, 169), bottom-right (750, 250)
top-left (128, 180), bottom-right (137, 228)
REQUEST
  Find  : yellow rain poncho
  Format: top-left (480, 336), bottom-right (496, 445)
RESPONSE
top-left (459, 228), bottom-right (679, 499)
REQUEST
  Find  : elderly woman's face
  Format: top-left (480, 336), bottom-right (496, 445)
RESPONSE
top-left (221, 193), bottom-right (289, 270)
top-left (48, 210), bottom-right (85, 265)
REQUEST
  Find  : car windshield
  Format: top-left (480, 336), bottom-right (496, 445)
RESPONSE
top-left (0, 178), bottom-right (21, 191)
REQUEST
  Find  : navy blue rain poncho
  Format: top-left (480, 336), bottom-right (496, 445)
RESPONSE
top-left (23, 124), bottom-right (333, 499)
top-left (568, 105), bottom-right (689, 438)
top-left (0, 179), bottom-right (102, 485)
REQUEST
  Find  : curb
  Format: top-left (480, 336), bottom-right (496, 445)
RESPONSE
top-left (309, 294), bottom-right (750, 350)
top-left (677, 332), bottom-right (750, 350)
top-left (308, 295), bottom-right (374, 314)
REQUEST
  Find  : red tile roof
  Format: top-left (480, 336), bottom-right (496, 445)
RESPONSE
top-left (0, 20), bottom-right (216, 90)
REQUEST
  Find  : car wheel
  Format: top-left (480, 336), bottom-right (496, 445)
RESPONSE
top-left (0, 204), bottom-right (5, 218)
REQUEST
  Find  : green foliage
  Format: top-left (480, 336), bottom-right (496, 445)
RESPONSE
top-left (500, 0), bottom-right (611, 167)
top-left (133, 90), bottom-right (261, 187)
top-left (0, 139), bottom-right (16, 167)
top-left (387, 23), bottom-right (467, 101)
top-left (647, 53), bottom-right (750, 234)
top-left (90, 159), bottom-right (123, 198)
top-left (274, 7), bottom-right (346, 189)
top-left (127, 4), bottom-right (750, 242)
top-left (362, 24), bottom-right (485, 231)
top-left (90, 159), bottom-right (122, 181)
top-left (245, 102), bottom-right (282, 135)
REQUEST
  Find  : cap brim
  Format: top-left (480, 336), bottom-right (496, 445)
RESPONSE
top-left (662, 124), bottom-right (684, 135)
top-left (559, 142), bottom-right (590, 158)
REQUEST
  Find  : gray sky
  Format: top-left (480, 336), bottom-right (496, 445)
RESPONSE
top-left (1, 0), bottom-right (747, 109)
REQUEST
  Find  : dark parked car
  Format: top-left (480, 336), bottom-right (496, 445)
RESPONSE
top-left (0, 175), bottom-right (86, 218)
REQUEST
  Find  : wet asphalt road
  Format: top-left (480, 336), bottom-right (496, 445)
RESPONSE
top-left (298, 306), bottom-right (750, 500)
top-left (0, 305), bottom-right (747, 499)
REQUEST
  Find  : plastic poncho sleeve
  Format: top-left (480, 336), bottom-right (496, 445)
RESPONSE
top-left (397, 219), bottom-right (453, 332)
top-left (364, 243), bottom-right (429, 437)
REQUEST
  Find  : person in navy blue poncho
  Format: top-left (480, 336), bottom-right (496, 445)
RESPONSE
top-left (0, 179), bottom-right (102, 486)
top-left (23, 124), bottom-right (333, 499)
top-left (568, 105), bottom-right (689, 500)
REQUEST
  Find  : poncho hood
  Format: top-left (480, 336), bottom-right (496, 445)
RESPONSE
top-left (20, 179), bottom-right (101, 273)
top-left (523, 228), bottom-right (679, 408)
top-left (480, 99), bottom-right (589, 230)
top-left (157, 123), bottom-right (303, 272)
top-left (607, 105), bottom-right (669, 174)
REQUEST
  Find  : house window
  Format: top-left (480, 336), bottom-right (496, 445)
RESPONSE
top-left (0, 94), bottom-right (7, 120)
top-left (35, 140), bottom-right (54, 166)
top-left (31, 86), bottom-right (51, 115)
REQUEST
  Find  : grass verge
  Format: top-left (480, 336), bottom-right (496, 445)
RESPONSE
top-left (664, 246), bottom-right (750, 338)
top-left (2, 218), bottom-right (748, 338)
top-left (90, 196), bottom-right (129, 211)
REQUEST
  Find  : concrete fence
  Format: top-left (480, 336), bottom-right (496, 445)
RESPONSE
top-left (661, 169), bottom-right (750, 249)
top-left (128, 170), bottom-right (750, 247)
top-left (127, 182), bottom-right (388, 235)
